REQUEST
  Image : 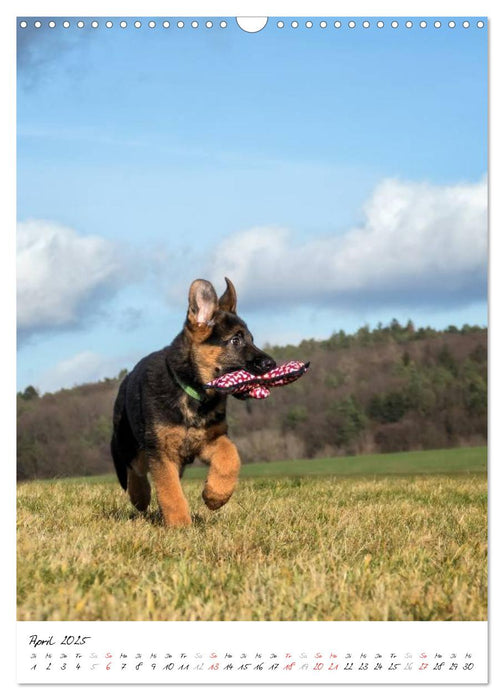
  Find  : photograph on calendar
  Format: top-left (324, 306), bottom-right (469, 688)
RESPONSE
top-left (17, 17), bottom-right (487, 624)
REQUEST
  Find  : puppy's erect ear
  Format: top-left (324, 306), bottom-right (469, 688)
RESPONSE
top-left (218, 277), bottom-right (237, 314)
top-left (187, 279), bottom-right (218, 339)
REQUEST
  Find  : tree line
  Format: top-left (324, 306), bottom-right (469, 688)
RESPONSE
top-left (17, 321), bottom-right (487, 480)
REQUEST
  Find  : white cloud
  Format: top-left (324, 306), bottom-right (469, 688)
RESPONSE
top-left (17, 219), bottom-right (121, 339)
top-left (38, 351), bottom-right (127, 394)
top-left (208, 177), bottom-right (487, 310)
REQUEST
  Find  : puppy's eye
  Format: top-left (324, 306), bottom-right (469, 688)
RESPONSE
top-left (230, 335), bottom-right (242, 347)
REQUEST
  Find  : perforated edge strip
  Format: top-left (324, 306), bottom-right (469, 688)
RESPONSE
top-left (17, 18), bottom-right (487, 31)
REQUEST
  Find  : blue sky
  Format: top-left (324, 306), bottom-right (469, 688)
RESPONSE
top-left (17, 17), bottom-right (487, 393)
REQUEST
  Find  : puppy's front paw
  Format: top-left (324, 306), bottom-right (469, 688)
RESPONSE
top-left (202, 486), bottom-right (232, 511)
top-left (163, 509), bottom-right (192, 527)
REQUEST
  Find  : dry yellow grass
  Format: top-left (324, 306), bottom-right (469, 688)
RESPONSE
top-left (17, 472), bottom-right (487, 621)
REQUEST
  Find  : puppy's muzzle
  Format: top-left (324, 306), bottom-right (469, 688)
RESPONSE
top-left (250, 354), bottom-right (276, 376)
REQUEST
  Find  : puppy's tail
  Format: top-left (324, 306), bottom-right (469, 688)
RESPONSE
top-left (111, 375), bottom-right (135, 491)
top-left (111, 435), bottom-right (128, 490)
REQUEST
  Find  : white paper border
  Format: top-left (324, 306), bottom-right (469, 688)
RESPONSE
top-left (5, 0), bottom-right (501, 697)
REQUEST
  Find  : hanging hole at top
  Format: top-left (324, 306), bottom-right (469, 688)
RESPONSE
top-left (236, 17), bottom-right (268, 33)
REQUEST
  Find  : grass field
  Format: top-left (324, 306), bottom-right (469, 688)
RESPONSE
top-left (17, 446), bottom-right (487, 622)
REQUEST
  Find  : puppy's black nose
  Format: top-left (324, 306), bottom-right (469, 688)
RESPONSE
top-left (253, 356), bottom-right (276, 375)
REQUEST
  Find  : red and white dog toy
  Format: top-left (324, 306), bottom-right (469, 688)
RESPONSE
top-left (205, 360), bottom-right (310, 399)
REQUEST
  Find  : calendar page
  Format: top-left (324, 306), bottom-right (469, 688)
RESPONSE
top-left (17, 621), bottom-right (487, 683)
top-left (14, 0), bottom-right (490, 689)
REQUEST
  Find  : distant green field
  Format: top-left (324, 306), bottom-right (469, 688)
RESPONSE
top-left (17, 446), bottom-right (487, 622)
top-left (58, 446), bottom-right (487, 485)
top-left (189, 445), bottom-right (487, 480)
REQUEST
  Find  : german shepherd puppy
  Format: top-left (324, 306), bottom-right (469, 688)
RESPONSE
top-left (111, 278), bottom-right (276, 526)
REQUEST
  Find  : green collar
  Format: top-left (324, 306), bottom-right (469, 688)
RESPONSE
top-left (171, 368), bottom-right (204, 402)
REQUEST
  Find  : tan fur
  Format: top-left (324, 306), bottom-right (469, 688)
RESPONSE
top-left (149, 423), bottom-right (229, 524)
top-left (150, 457), bottom-right (192, 527)
top-left (185, 321), bottom-right (214, 343)
top-left (154, 423), bottom-right (227, 465)
top-left (154, 424), bottom-right (188, 463)
top-left (200, 435), bottom-right (241, 510)
top-left (191, 344), bottom-right (225, 384)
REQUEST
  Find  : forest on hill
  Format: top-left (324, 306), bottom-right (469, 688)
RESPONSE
top-left (17, 321), bottom-right (487, 481)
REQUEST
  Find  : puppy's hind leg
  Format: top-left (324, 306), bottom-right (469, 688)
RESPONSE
top-left (127, 451), bottom-right (151, 512)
